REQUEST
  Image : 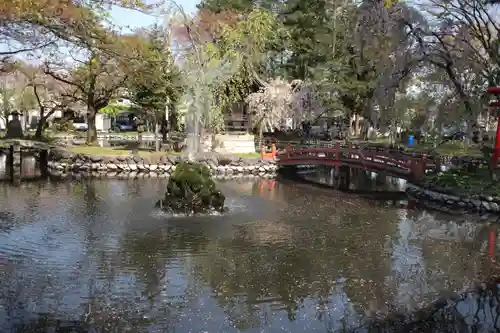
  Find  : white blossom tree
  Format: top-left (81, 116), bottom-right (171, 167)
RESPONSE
top-left (246, 78), bottom-right (294, 141)
top-left (291, 80), bottom-right (326, 124)
top-left (247, 77), bottom-right (327, 142)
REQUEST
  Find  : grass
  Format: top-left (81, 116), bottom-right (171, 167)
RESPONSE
top-left (53, 130), bottom-right (188, 140)
top-left (67, 145), bottom-right (261, 158)
top-left (0, 133), bottom-right (58, 145)
top-left (22, 134), bottom-right (59, 144)
top-left (0, 129), bottom-right (484, 158)
top-left (69, 145), bottom-right (158, 156)
top-left (406, 141), bottom-right (483, 157)
top-left (423, 167), bottom-right (500, 197)
top-left (52, 131), bottom-right (144, 138)
top-left (365, 137), bottom-right (483, 157)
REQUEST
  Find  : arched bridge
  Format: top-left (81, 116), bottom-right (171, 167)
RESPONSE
top-left (275, 142), bottom-right (435, 181)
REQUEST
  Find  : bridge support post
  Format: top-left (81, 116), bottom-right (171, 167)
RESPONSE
top-left (338, 165), bottom-right (350, 191)
top-left (286, 143), bottom-right (292, 158)
top-left (410, 159), bottom-right (426, 183)
top-left (334, 142), bottom-right (341, 162)
top-left (433, 156), bottom-right (441, 173)
top-left (10, 142), bottom-right (21, 185)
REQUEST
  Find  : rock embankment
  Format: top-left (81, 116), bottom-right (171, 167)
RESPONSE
top-left (406, 183), bottom-right (500, 215)
top-left (47, 150), bottom-right (278, 179)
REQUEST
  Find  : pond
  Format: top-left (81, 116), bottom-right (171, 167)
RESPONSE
top-left (0, 173), bottom-right (499, 332)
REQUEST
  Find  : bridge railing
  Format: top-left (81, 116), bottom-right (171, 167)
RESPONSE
top-left (277, 142), bottom-right (431, 180)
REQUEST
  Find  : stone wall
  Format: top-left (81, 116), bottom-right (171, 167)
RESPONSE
top-left (406, 183), bottom-right (500, 214)
top-left (47, 151), bottom-right (277, 179)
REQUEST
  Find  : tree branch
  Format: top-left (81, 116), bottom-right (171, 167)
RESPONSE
top-left (43, 66), bottom-right (86, 92)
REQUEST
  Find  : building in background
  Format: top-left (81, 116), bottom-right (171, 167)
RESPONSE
top-left (223, 102), bottom-right (250, 132)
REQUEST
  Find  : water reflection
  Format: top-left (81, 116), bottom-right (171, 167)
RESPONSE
top-left (299, 165), bottom-right (407, 192)
top-left (0, 151), bottom-right (42, 180)
top-left (0, 179), bottom-right (498, 332)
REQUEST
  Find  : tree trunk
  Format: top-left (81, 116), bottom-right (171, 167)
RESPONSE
top-left (170, 108), bottom-right (178, 132)
top-left (155, 118), bottom-right (160, 152)
top-left (35, 117), bottom-right (46, 138)
top-left (86, 106), bottom-right (98, 145)
top-left (445, 64), bottom-right (474, 121)
top-left (349, 113), bottom-right (360, 137)
top-left (35, 107), bottom-right (46, 138)
top-left (355, 114), bottom-right (361, 136)
top-left (254, 117), bottom-right (265, 149)
top-left (22, 109), bottom-right (28, 132)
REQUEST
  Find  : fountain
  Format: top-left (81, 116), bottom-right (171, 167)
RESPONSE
top-left (184, 104), bottom-right (201, 159)
top-left (155, 162), bottom-right (225, 214)
top-left (153, 91), bottom-right (228, 215)
top-left (155, 32), bottom-right (238, 214)
top-left (154, 86), bottom-right (226, 215)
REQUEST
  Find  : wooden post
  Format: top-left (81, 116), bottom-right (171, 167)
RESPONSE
top-left (271, 144), bottom-right (276, 159)
top-left (7, 146), bottom-right (12, 181)
top-left (339, 165), bottom-right (350, 190)
top-left (11, 142), bottom-right (21, 185)
top-left (334, 142), bottom-right (341, 162)
top-left (286, 143), bottom-right (291, 158)
top-left (260, 145), bottom-right (266, 159)
top-left (410, 159), bottom-right (425, 182)
top-left (434, 156), bottom-right (441, 173)
top-left (40, 149), bottom-right (49, 178)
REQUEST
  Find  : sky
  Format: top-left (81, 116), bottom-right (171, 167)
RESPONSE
top-left (109, 0), bottom-right (200, 31)
top-left (0, 0), bottom-right (200, 61)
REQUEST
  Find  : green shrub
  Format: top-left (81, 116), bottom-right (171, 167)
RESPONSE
top-left (52, 119), bottom-right (73, 132)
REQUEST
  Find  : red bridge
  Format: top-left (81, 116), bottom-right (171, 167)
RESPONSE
top-left (273, 142), bottom-right (433, 181)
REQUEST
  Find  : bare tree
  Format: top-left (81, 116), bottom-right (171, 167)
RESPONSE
top-left (19, 65), bottom-right (77, 137)
top-left (404, 0), bottom-right (498, 139)
top-left (43, 34), bottom-right (145, 143)
top-left (424, 0), bottom-right (500, 85)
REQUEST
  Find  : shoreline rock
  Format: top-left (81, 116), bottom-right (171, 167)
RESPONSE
top-left (405, 182), bottom-right (500, 215)
top-left (46, 151), bottom-right (278, 179)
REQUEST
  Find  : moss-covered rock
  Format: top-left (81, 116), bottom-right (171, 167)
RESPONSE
top-left (155, 162), bottom-right (225, 214)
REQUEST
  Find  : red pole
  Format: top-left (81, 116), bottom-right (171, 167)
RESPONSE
top-left (489, 231), bottom-right (496, 259)
top-left (493, 116), bottom-right (500, 168)
top-left (487, 89), bottom-right (500, 167)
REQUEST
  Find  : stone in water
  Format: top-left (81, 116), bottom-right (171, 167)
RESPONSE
top-left (155, 162), bottom-right (225, 214)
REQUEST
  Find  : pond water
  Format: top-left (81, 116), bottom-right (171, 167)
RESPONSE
top-left (0, 172), bottom-right (499, 332)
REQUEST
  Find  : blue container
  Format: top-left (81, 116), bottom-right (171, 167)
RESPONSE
top-left (407, 135), bottom-right (415, 147)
